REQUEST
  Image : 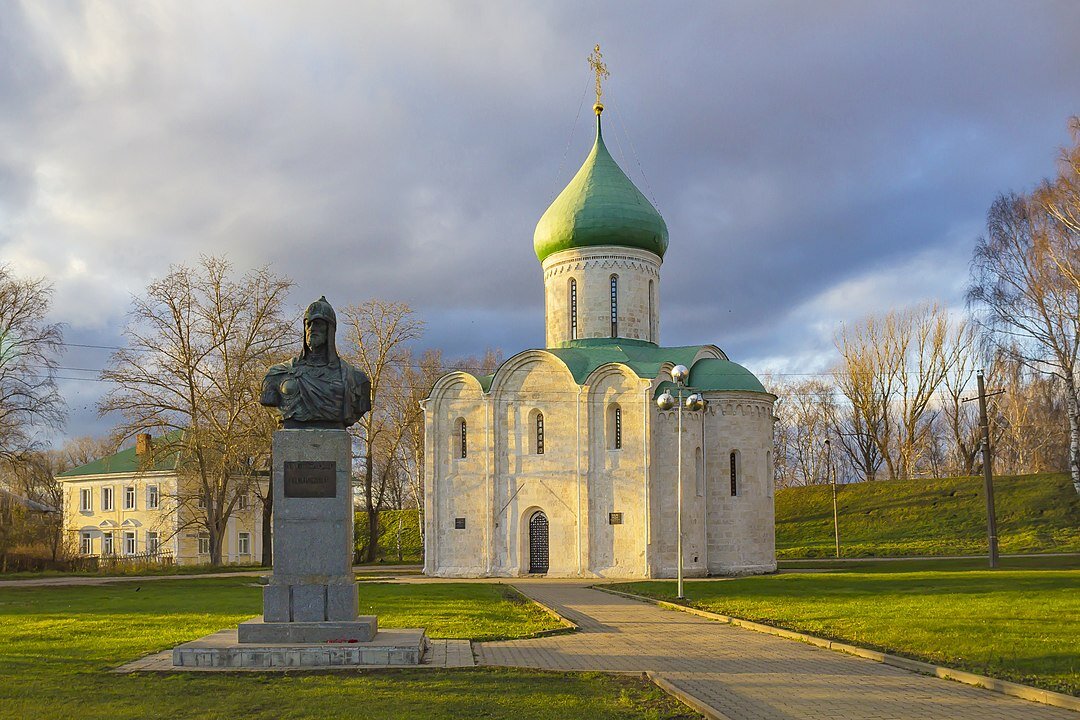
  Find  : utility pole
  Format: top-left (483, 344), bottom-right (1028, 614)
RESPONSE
top-left (977, 370), bottom-right (999, 568)
top-left (825, 439), bottom-right (839, 558)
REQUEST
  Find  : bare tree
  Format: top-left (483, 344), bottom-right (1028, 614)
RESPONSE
top-left (99, 257), bottom-right (293, 564)
top-left (937, 319), bottom-right (982, 476)
top-left (0, 266), bottom-right (65, 467)
top-left (780, 378), bottom-right (837, 486)
top-left (835, 315), bottom-right (893, 479)
top-left (969, 191), bottom-right (1080, 494)
top-left (834, 304), bottom-right (953, 480)
top-left (338, 300), bottom-right (424, 563)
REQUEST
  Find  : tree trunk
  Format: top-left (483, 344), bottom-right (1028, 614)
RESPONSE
top-left (261, 487), bottom-right (273, 567)
top-left (1064, 375), bottom-right (1080, 494)
top-left (363, 444), bottom-right (378, 563)
top-left (366, 505), bottom-right (378, 563)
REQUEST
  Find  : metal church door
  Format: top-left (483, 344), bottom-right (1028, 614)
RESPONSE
top-left (529, 511), bottom-right (549, 574)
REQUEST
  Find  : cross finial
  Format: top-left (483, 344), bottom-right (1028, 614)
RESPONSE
top-left (587, 43), bottom-right (609, 115)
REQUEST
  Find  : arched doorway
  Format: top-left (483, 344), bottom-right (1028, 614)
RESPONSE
top-left (528, 510), bottom-right (549, 574)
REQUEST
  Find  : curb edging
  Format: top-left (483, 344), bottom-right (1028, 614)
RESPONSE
top-left (509, 584), bottom-right (580, 639)
top-left (646, 671), bottom-right (732, 720)
top-left (595, 586), bottom-right (1080, 714)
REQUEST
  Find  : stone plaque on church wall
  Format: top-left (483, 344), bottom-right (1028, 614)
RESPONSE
top-left (283, 461), bottom-right (337, 498)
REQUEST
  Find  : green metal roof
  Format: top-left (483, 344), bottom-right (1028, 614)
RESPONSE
top-left (545, 338), bottom-right (699, 385)
top-left (686, 357), bottom-right (768, 394)
top-left (455, 340), bottom-right (768, 397)
top-left (57, 435), bottom-right (180, 478)
top-left (533, 114), bottom-right (668, 263)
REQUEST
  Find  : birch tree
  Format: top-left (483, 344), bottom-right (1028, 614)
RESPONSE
top-left (969, 191), bottom-right (1080, 494)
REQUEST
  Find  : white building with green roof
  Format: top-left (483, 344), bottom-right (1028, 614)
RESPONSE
top-left (423, 102), bottom-right (777, 579)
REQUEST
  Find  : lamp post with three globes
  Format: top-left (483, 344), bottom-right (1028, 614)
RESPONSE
top-left (655, 364), bottom-right (705, 601)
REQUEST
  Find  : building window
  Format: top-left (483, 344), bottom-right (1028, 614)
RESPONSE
top-left (569, 278), bottom-right (578, 340)
top-left (238, 532), bottom-right (251, 556)
top-left (101, 487), bottom-right (114, 512)
top-left (649, 280), bottom-right (656, 341)
top-left (695, 447), bottom-right (703, 496)
top-left (766, 451), bottom-right (774, 498)
top-left (535, 412), bottom-right (545, 455)
top-left (102, 532), bottom-right (114, 556)
top-left (147, 485), bottom-right (159, 509)
top-left (458, 418), bottom-right (467, 459)
top-left (730, 451), bottom-right (740, 497)
top-left (124, 486), bottom-right (136, 510)
top-left (147, 531), bottom-right (160, 554)
top-left (80, 531), bottom-right (93, 555)
top-left (198, 533), bottom-right (210, 555)
top-left (608, 404), bottom-right (622, 450)
top-left (609, 275), bottom-right (619, 337)
top-left (123, 531), bottom-right (136, 555)
top-left (197, 493), bottom-right (207, 509)
top-left (236, 494), bottom-right (249, 510)
top-left (80, 488), bottom-right (92, 512)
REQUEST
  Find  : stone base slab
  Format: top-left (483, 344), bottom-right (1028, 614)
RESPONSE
top-left (237, 616), bottom-right (377, 643)
top-left (172, 628), bottom-right (427, 668)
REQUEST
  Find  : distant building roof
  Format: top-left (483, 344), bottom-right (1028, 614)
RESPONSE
top-left (57, 434), bottom-right (181, 478)
top-left (0, 486), bottom-right (58, 513)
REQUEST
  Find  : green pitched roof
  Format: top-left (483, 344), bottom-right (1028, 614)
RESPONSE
top-left (533, 114), bottom-right (668, 263)
top-left (57, 435), bottom-right (180, 478)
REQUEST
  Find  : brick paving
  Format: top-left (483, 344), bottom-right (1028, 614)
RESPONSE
top-left (476, 582), bottom-right (1075, 720)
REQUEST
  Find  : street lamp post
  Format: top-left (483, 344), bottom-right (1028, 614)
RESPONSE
top-left (656, 365), bottom-right (704, 601)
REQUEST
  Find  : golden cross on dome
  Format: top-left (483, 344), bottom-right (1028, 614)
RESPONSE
top-left (587, 43), bottom-right (609, 114)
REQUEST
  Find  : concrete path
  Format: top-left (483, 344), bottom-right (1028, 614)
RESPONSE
top-left (477, 582), bottom-right (1076, 720)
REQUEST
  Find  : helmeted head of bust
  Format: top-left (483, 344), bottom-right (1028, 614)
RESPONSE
top-left (302, 296), bottom-right (339, 364)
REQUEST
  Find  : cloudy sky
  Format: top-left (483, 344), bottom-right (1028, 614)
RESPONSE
top-left (2, 1), bottom-right (1078, 443)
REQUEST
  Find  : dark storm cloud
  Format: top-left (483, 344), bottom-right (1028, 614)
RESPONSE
top-left (1, 1), bottom-right (1078, 442)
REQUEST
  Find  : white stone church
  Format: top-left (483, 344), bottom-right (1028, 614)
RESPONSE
top-left (422, 101), bottom-right (777, 579)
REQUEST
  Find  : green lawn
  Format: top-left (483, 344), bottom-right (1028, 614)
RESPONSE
top-left (357, 581), bottom-right (563, 640)
top-left (776, 472), bottom-right (1080, 558)
top-left (0, 578), bottom-right (695, 719)
top-left (778, 554), bottom-right (1080, 572)
top-left (608, 569), bottom-right (1080, 696)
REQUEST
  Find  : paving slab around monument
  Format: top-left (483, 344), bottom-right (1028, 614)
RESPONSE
top-left (117, 638), bottom-right (471, 673)
top-left (172, 627), bottom-right (427, 669)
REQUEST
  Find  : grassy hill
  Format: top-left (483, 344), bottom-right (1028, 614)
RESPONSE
top-left (775, 472), bottom-right (1080, 558)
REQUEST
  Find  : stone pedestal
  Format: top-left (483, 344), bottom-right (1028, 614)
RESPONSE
top-left (237, 429), bottom-right (376, 643)
top-left (172, 428), bottom-right (424, 668)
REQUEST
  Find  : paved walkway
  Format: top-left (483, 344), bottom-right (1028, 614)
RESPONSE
top-left (477, 582), bottom-right (1075, 720)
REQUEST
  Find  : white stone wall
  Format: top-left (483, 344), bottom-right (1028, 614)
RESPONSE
top-left (650, 391), bottom-right (776, 577)
top-left (585, 366), bottom-right (652, 578)
top-left (423, 373), bottom-right (490, 577)
top-left (425, 354), bottom-right (776, 578)
top-left (542, 246), bottom-right (661, 347)
top-left (488, 352), bottom-right (584, 577)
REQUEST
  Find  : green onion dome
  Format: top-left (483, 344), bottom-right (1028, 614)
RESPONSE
top-left (534, 112), bottom-right (669, 263)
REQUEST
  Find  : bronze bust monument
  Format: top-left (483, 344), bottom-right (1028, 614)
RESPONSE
top-left (261, 296), bottom-right (371, 429)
